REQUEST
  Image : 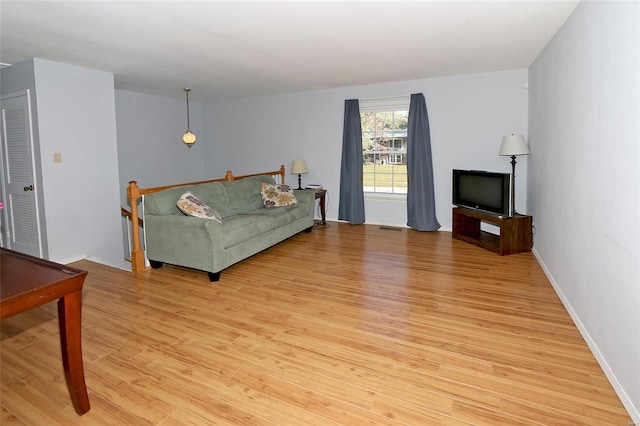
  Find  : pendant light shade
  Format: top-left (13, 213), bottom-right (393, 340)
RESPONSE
top-left (182, 88), bottom-right (196, 148)
top-left (183, 130), bottom-right (196, 145)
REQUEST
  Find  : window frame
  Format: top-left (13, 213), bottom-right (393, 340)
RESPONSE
top-left (360, 96), bottom-right (410, 196)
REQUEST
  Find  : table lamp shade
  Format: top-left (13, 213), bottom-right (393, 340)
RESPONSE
top-left (291, 160), bottom-right (309, 174)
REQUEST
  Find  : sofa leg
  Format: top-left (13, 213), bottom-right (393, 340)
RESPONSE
top-left (304, 226), bottom-right (313, 233)
top-left (149, 260), bottom-right (163, 269)
top-left (208, 272), bottom-right (221, 282)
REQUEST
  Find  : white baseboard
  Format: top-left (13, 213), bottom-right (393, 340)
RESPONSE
top-left (532, 248), bottom-right (639, 424)
top-left (59, 254), bottom-right (86, 265)
top-left (58, 254), bottom-right (131, 271)
top-left (86, 256), bottom-right (131, 271)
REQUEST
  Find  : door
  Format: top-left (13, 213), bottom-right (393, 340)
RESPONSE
top-left (0, 90), bottom-right (43, 257)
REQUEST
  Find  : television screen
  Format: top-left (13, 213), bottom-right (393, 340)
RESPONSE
top-left (452, 169), bottom-right (511, 216)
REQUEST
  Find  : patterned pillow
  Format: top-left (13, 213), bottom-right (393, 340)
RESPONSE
top-left (176, 192), bottom-right (222, 223)
top-left (260, 183), bottom-right (298, 208)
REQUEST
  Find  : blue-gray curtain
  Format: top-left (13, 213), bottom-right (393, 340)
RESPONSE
top-left (407, 93), bottom-right (440, 231)
top-left (338, 99), bottom-right (365, 224)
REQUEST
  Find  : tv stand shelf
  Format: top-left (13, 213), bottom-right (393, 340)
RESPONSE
top-left (452, 207), bottom-right (532, 255)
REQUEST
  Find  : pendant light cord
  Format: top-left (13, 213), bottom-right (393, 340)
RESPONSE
top-left (185, 88), bottom-right (192, 131)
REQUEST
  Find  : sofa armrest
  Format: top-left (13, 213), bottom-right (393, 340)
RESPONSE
top-left (293, 189), bottom-right (315, 215)
top-left (144, 214), bottom-right (226, 273)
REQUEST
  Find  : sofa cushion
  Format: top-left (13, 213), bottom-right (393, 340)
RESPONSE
top-left (221, 205), bottom-right (309, 248)
top-left (260, 183), bottom-right (298, 208)
top-left (176, 192), bottom-right (222, 223)
top-left (222, 175), bottom-right (276, 215)
top-left (144, 181), bottom-right (232, 217)
top-left (194, 182), bottom-right (233, 218)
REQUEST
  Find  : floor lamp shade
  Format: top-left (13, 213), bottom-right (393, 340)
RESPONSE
top-left (499, 134), bottom-right (529, 156)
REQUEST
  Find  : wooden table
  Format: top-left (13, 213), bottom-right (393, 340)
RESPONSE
top-left (314, 189), bottom-right (327, 225)
top-left (0, 248), bottom-right (91, 415)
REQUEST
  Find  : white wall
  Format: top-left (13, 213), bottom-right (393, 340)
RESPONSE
top-left (528, 1), bottom-right (640, 420)
top-left (203, 70), bottom-right (529, 229)
top-left (1, 63), bottom-right (530, 274)
top-left (31, 59), bottom-right (127, 269)
top-left (115, 90), bottom-right (205, 206)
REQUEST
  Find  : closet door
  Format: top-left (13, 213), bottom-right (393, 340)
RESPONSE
top-left (0, 90), bottom-right (43, 257)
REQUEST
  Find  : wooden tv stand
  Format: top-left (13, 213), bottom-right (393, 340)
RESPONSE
top-left (452, 207), bottom-right (532, 255)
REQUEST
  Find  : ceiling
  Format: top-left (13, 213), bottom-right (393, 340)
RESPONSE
top-left (0, 1), bottom-right (579, 102)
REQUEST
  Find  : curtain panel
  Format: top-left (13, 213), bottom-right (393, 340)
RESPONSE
top-left (338, 99), bottom-right (365, 224)
top-left (407, 93), bottom-right (440, 231)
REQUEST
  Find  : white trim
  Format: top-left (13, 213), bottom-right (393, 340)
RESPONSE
top-left (359, 95), bottom-right (410, 112)
top-left (126, 216), bottom-right (132, 257)
top-left (532, 248), bottom-right (640, 424)
top-left (364, 192), bottom-right (406, 202)
top-left (360, 94), bottom-right (411, 102)
top-left (141, 194), bottom-right (150, 267)
top-left (25, 89), bottom-right (44, 258)
top-left (59, 255), bottom-right (86, 264)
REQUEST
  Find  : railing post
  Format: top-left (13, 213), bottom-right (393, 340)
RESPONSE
top-left (126, 181), bottom-right (146, 273)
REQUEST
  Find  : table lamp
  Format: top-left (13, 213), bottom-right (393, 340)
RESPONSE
top-left (291, 160), bottom-right (309, 190)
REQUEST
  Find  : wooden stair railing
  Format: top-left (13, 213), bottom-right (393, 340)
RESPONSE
top-left (120, 207), bottom-right (143, 227)
top-left (125, 165), bottom-right (286, 273)
top-left (120, 207), bottom-right (143, 266)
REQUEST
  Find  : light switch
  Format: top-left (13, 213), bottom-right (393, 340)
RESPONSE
top-left (53, 152), bottom-right (62, 163)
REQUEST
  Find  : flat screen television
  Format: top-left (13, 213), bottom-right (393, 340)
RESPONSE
top-left (452, 169), bottom-right (512, 217)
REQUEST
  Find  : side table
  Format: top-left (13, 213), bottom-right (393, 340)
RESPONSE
top-left (313, 189), bottom-right (326, 225)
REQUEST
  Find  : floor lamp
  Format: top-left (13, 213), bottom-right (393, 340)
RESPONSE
top-left (499, 134), bottom-right (529, 217)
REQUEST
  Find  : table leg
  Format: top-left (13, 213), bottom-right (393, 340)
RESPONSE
top-left (319, 193), bottom-right (326, 225)
top-left (58, 291), bottom-right (91, 415)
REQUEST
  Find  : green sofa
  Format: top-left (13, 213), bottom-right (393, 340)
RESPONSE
top-left (142, 175), bottom-right (315, 281)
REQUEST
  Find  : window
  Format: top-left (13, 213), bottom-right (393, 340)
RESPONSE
top-left (360, 97), bottom-right (409, 194)
top-left (388, 154), bottom-right (403, 164)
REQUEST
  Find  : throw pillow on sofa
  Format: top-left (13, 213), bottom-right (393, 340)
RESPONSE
top-left (261, 183), bottom-right (298, 208)
top-left (176, 192), bottom-right (223, 223)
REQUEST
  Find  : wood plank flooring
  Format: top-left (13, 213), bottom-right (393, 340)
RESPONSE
top-left (1, 222), bottom-right (632, 425)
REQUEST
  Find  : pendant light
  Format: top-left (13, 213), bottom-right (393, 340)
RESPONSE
top-left (182, 88), bottom-right (196, 148)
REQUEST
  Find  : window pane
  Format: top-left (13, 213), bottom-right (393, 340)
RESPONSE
top-left (361, 112), bottom-right (376, 132)
top-left (361, 107), bottom-right (409, 194)
top-left (393, 111), bottom-right (409, 130)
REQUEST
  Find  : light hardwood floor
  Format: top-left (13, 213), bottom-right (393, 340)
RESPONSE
top-left (1, 222), bottom-right (632, 425)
